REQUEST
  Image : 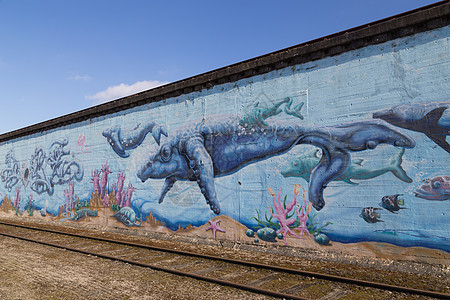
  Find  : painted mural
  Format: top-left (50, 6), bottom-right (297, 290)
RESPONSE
top-left (0, 26), bottom-right (449, 261)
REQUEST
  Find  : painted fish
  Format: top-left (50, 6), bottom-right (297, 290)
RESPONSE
top-left (360, 207), bottom-right (383, 223)
top-left (373, 100), bottom-right (450, 153)
top-left (281, 148), bottom-right (412, 185)
top-left (414, 175), bottom-right (450, 201)
top-left (380, 194), bottom-right (406, 213)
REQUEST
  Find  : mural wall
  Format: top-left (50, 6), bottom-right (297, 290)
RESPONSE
top-left (1, 26), bottom-right (449, 262)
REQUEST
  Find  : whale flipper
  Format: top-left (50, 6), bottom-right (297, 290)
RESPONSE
top-left (308, 147), bottom-right (350, 211)
top-left (184, 136), bottom-right (220, 214)
top-left (298, 134), bottom-right (351, 211)
top-left (158, 177), bottom-right (177, 203)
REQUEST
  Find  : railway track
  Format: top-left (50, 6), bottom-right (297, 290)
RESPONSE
top-left (0, 221), bottom-right (447, 300)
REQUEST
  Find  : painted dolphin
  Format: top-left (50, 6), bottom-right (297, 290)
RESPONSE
top-left (103, 122), bottom-right (168, 158)
top-left (281, 148), bottom-right (412, 184)
top-left (136, 115), bottom-right (415, 213)
top-left (373, 100), bottom-right (450, 153)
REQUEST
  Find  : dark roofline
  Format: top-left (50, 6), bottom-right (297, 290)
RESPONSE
top-left (1, 1), bottom-right (449, 143)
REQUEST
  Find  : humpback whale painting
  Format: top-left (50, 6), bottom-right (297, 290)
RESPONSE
top-left (373, 100), bottom-right (450, 153)
top-left (103, 114), bottom-right (415, 213)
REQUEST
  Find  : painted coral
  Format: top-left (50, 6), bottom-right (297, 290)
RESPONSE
top-left (294, 189), bottom-right (313, 237)
top-left (268, 185), bottom-right (304, 245)
top-left (90, 170), bottom-right (100, 195)
top-left (100, 163), bottom-right (112, 197)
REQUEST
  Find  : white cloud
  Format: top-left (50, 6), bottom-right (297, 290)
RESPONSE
top-left (86, 80), bottom-right (169, 104)
top-left (69, 74), bottom-right (92, 81)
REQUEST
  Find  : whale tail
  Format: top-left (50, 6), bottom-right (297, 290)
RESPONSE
top-left (389, 148), bottom-right (412, 183)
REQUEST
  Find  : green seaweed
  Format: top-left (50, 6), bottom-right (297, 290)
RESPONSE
top-left (27, 206), bottom-right (34, 216)
top-left (26, 199), bottom-right (35, 216)
top-left (307, 213), bottom-right (333, 235)
top-left (252, 209), bottom-right (280, 230)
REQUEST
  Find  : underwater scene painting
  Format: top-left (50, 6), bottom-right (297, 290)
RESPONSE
top-left (0, 26), bottom-right (448, 261)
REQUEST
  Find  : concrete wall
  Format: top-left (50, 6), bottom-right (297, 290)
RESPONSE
top-left (1, 23), bottom-right (449, 263)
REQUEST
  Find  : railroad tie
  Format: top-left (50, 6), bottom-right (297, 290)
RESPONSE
top-left (280, 283), bottom-right (313, 295)
top-left (69, 242), bottom-right (96, 249)
top-left (218, 269), bottom-right (251, 281)
top-left (168, 260), bottom-right (203, 270)
top-left (116, 251), bottom-right (142, 258)
top-left (152, 257), bottom-right (179, 266)
top-left (97, 247), bottom-right (132, 255)
top-left (318, 288), bottom-right (352, 300)
top-left (132, 254), bottom-right (165, 261)
top-left (245, 273), bottom-right (281, 287)
top-left (192, 265), bottom-right (223, 275)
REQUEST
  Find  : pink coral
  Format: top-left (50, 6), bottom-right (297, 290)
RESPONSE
top-left (102, 194), bottom-right (110, 207)
top-left (63, 189), bottom-right (69, 210)
top-left (205, 219), bottom-right (226, 240)
top-left (120, 190), bottom-right (127, 207)
top-left (115, 172), bottom-right (126, 206)
top-left (111, 183), bottom-right (117, 198)
top-left (268, 185), bottom-right (303, 246)
top-left (13, 187), bottom-right (21, 212)
top-left (100, 163), bottom-right (112, 197)
top-left (64, 181), bottom-right (76, 210)
top-left (124, 183), bottom-right (135, 207)
top-left (294, 189), bottom-right (313, 237)
top-left (90, 170), bottom-right (100, 195)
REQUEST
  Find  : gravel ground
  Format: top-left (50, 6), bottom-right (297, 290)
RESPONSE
top-left (0, 236), bottom-right (272, 300)
top-left (0, 218), bottom-right (448, 299)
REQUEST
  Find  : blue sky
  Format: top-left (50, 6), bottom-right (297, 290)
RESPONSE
top-left (0, 0), bottom-right (441, 134)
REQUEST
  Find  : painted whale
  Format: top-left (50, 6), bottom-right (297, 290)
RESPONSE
top-left (103, 122), bottom-right (168, 158)
top-left (281, 148), bottom-right (412, 184)
top-left (239, 97), bottom-right (304, 126)
top-left (373, 100), bottom-right (450, 153)
top-left (136, 114), bottom-right (415, 213)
